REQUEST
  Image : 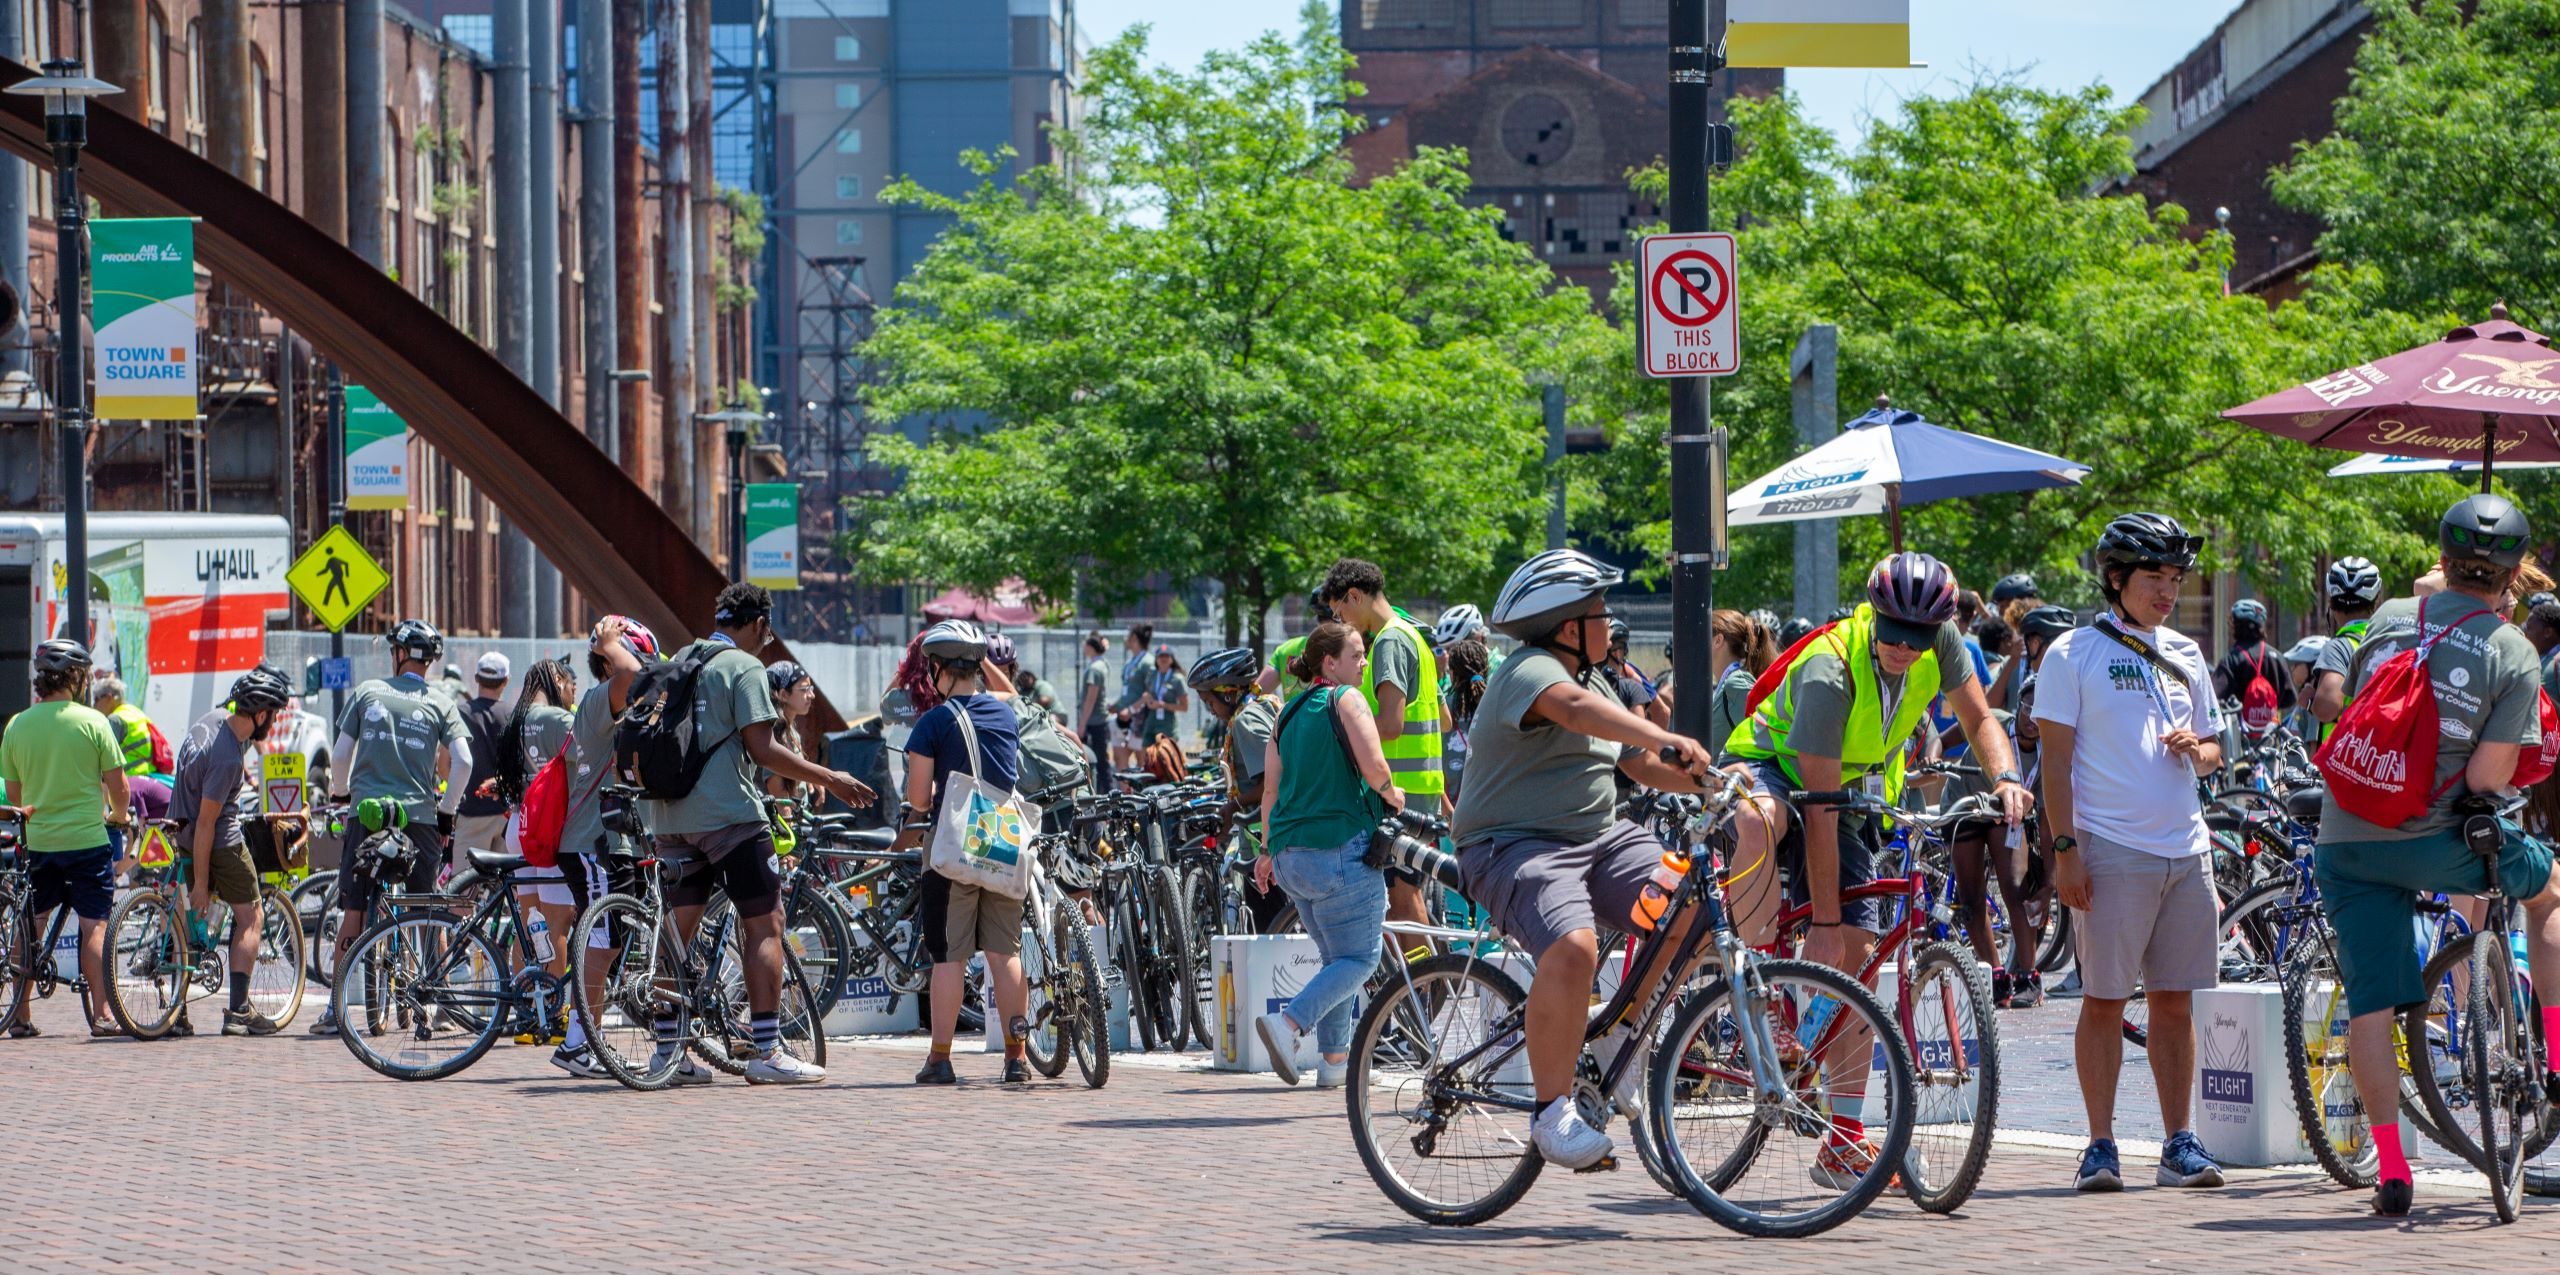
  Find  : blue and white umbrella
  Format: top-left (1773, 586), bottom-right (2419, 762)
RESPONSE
top-left (2325, 452), bottom-right (2560, 478)
top-left (1726, 398), bottom-right (2091, 549)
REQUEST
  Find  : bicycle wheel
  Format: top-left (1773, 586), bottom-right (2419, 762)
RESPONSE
top-left (2281, 943), bottom-right (2372, 1188)
top-left (694, 902), bottom-right (828, 1074)
top-left (2036, 904), bottom-right (2073, 973)
top-left (1183, 860), bottom-right (1221, 1049)
top-left (1344, 952), bottom-right (1540, 1227)
top-left (333, 914), bottom-right (506, 1081)
top-left (1902, 941), bottom-right (2000, 1214)
top-left (783, 871), bottom-right (853, 1019)
top-left (104, 889), bottom-right (190, 1039)
top-left (773, 946), bottom-right (828, 1070)
top-left (1023, 906), bottom-right (1067, 1079)
top-left (1113, 886), bottom-right (1161, 1053)
top-left (1144, 864), bottom-right (1198, 1051)
top-left (244, 885), bottom-right (308, 1027)
top-left (2121, 986), bottom-right (2149, 1050)
top-left (2214, 880), bottom-right (2287, 984)
top-left (0, 895), bottom-right (28, 1029)
top-left (571, 892), bottom-right (685, 1091)
top-left (1056, 898), bottom-right (1110, 1089)
top-left (289, 870), bottom-right (337, 987)
top-left (2402, 931), bottom-right (2558, 1168)
top-left (1650, 957), bottom-right (1917, 1239)
top-left (2469, 927), bottom-right (2533, 1223)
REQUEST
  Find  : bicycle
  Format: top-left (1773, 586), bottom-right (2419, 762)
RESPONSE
top-left (0, 806), bottom-right (113, 1032)
top-left (1019, 828), bottom-right (1111, 1087)
top-left (102, 815), bottom-right (310, 1038)
top-left (1346, 761), bottom-right (1916, 1238)
top-left (1073, 788), bottom-right (1193, 1053)
top-left (330, 843), bottom-right (573, 1081)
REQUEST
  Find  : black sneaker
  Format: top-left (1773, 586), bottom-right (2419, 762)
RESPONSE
top-left (222, 1008), bottom-right (281, 1037)
top-left (1001, 1058), bottom-right (1031, 1084)
top-left (1991, 968), bottom-right (2014, 1009)
top-left (915, 1057), bottom-right (958, 1085)
top-left (2373, 1178), bottom-right (2412, 1217)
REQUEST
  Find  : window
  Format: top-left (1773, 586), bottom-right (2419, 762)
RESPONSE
top-left (439, 14), bottom-right (493, 58)
top-left (834, 129), bottom-right (862, 154)
top-left (1489, 0), bottom-right (1582, 27)
top-left (835, 174), bottom-right (860, 200)
top-left (185, 19), bottom-right (204, 153)
top-left (145, 8), bottom-right (168, 126)
top-left (835, 219), bottom-right (862, 246)
top-left (835, 83), bottom-right (861, 110)
top-left (834, 35), bottom-right (860, 60)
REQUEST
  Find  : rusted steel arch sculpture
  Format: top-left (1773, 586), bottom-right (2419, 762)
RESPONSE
top-left (0, 60), bottom-right (852, 730)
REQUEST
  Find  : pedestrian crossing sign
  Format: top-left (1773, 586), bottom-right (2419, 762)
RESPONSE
top-left (287, 524), bottom-right (389, 632)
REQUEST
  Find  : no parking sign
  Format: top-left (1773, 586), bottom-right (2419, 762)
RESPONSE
top-left (1639, 232), bottom-right (1739, 378)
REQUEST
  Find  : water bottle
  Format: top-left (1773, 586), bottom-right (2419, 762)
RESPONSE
top-left (1629, 848), bottom-right (1692, 931)
top-left (2513, 929), bottom-right (2531, 969)
top-left (525, 910), bottom-right (556, 964)
top-left (1798, 992), bottom-right (1843, 1043)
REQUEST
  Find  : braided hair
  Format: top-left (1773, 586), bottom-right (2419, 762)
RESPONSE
top-left (1443, 637), bottom-right (1491, 725)
top-left (495, 658), bottom-right (578, 806)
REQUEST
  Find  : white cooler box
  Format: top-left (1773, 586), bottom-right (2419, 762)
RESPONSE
top-left (985, 922), bottom-right (1132, 1054)
top-left (1213, 935), bottom-right (1327, 1071)
top-left (822, 971), bottom-right (921, 1037)
top-left (2191, 983), bottom-right (2309, 1167)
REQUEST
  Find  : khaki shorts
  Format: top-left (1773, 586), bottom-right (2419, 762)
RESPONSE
top-left (920, 871), bottom-right (1024, 964)
top-left (200, 840), bottom-right (261, 907)
top-left (2071, 829), bottom-right (2220, 1001)
top-left (452, 812), bottom-right (511, 860)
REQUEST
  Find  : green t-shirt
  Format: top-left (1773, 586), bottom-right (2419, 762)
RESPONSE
top-left (336, 672), bottom-right (467, 821)
top-left (1451, 649), bottom-right (1626, 847)
top-left (1142, 669), bottom-right (1188, 742)
top-left (643, 641), bottom-right (781, 837)
top-left (558, 684), bottom-right (620, 859)
top-left (2322, 592), bottom-right (2543, 841)
top-left (1270, 687), bottom-right (1385, 852)
top-left (0, 700), bottom-right (124, 852)
top-left (1270, 636), bottom-right (1309, 700)
top-left (1078, 657), bottom-right (1109, 730)
top-left (522, 703), bottom-right (574, 769)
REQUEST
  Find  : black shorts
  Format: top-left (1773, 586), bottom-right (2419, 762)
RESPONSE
top-left (331, 824), bottom-right (446, 916)
top-left (24, 846), bottom-right (116, 923)
top-left (659, 825), bottom-right (783, 919)
top-left (1730, 758), bottom-right (1885, 933)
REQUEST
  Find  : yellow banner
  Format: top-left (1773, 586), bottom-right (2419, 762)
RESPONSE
top-left (1726, 22), bottom-right (1909, 68)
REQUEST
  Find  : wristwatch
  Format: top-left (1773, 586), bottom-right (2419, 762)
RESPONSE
top-left (2050, 835), bottom-right (2078, 855)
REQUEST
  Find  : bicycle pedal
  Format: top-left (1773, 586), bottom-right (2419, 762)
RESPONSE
top-left (1572, 1155), bottom-right (1618, 1174)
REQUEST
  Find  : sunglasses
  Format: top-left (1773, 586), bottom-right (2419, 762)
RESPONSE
top-left (1876, 636), bottom-right (1928, 653)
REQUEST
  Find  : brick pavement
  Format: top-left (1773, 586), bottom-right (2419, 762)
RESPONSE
top-left (7, 990), bottom-right (2560, 1273)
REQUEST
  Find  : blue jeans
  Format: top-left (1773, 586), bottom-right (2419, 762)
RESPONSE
top-left (1274, 834), bottom-right (1387, 1056)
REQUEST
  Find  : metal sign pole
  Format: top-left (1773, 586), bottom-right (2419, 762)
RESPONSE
top-left (1666, 0), bottom-right (1720, 741)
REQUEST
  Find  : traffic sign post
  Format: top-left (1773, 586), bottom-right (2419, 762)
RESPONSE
top-left (1640, 232), bottom-right (1738, 378)
top-left (287, 524), bottom-right (391, 633)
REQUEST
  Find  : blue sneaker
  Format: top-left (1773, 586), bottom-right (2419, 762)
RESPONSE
top-left (2157, 1130), bottom-right (2225, 1188)
top-left (2075, 1138), bottom-right (2122, 1192)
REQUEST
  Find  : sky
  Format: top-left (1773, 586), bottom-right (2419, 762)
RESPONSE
top-left (1071, 0), bottom-right (2249, 150)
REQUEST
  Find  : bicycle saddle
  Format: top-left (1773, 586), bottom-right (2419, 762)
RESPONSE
top-left (818, 827), bottom-right (899, 850)
top-left (1115, 769), bottom-right (1164, 790)
top-left (468, 847), bottom-right (528, 876)
top-left (2283, 786), bottom-right (2326, 825)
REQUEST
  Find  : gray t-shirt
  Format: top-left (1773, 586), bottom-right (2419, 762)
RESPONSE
top-left (170, 710), bottom-right (250, 850)
top-left (1452, 648), bottom-right (1626, 847)
top-left (558, 685), bottom-right (620, 859)
top-left (1767, 620), bottom-right (1975, 772)
top-left (1079, 657), bottom-right (1109, 730)
top-left (336, 672), bottom-right (467, 821)
top-left (1227, 694), bottom-right (1278, 793)
top-left (642, 641), bottom-right (781, 837)
top-left (2322, 592), bottom-right (2543, 841)
top-left (1370, 626), bottom-right (1421, 699)
top-left (522, 704), bottom-right (574, 770)
top-left (2312, 619), bottom-right (2371, 692)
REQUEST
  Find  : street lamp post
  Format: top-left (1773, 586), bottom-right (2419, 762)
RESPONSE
top-left (8, 60), bottom-right (118, 646)
top-left (697, 409), bottom-right (763, 581)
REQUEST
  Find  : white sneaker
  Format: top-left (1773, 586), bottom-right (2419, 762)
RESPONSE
top-left (1591, 1025), bottom-right (1643, 1113)
top-left (1532, 1095), bottom-right (1615, 1170)
top-left (1256, 1010), bottom-right (1313, 1087)
top-left (745, 1049), bottom-right (827, 1086)
top-left (654, 1051), bottom-right (714, 1086)
top-left (549, 1043), bottom-right (609, 1079)
top-left (1314, 1057), bottom-right (1349, 1089)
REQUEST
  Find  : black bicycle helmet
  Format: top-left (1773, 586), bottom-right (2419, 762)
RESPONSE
top-left (765, 660), bottom-right (810, 695)
top-left (919, 619), bottom-right (989, 662)
top-left (227, 664), bottom-right (293, 713)
top-left (1607, 617), bottom-right (1631, 649)
top-left (1308, 588), bottom-right (1334, 625)
top-left (2094, 512), bottom-right (2202, 573)
top-left (33, 637), bottom-right (90, 674)
top-left (2440, 493), bottom-right (2532, 569)
top-left (1190, 647), bottom-right (1261, 693)
top-left (385, 618), bottom-right (444, 664)
top-left (2018, 604), bottom-right (2077, 644)
top-left (1866, 552), bottom-right (1960, 626)
top-left (1990, 572), bottom-right (2040, 606)
top-left (1778, 617), bottom-right (1815, 647)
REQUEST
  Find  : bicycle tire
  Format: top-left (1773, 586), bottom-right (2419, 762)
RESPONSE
top-left (289, 869), bottom-right (337, 988)
top-left (571, 892), bottom-right (684, 1091)
top-left (0, 892), bottom-right (28, 1030)
top-left (692, 900), bottom-right (753, 1075)
top-left (1344, 952), bottom-right (1540, 1226)
top-left (784, 871), bottom-right (854, 1018)
top-left (1650, 957), bottom-right (1918, 1239)
top-left (2472, 930), bottom-right (2525, 1223)
top-left (1902, 941), bottom-right (2000, 1214)
top-left (2214, 879), bottom-right (2287, 985)
top-left (1145, 864), bottom-right (1198, 1051)
top-left (2036, 905), bottom-right (2073, 973)
top-left (1182, 860), bottom-right (1221, 1049)
top-left (248, 884), bottom-right (308, 1027)
top-left (2401, 931), bottom-right (2557, 1168)
top-left (103, 889), bottom-right (190, 1039)
top-left (1115, 887), bottom-right (1161, 1054)
top-left (333, 913), bottom-right (506, 1081)
top-left (772, 945), bottom-right (829, 1071)
top-left (2280, 943), bottom-right (2373, 1188)
top-left (1057, 897), bottom-right (1110, 1089)
top-left (1023, 906), bottom-right (1067, 1079)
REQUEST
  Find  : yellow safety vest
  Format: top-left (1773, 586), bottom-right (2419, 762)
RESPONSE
top-left (1724, 604), bottom-right (1939, 793)
top-left (1359, 613), bottom-right (1444, 796)
top-left (108, 703), bottom-right (158, 778)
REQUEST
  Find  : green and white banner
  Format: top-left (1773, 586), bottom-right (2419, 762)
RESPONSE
top-left (343, 386), bottom-right (412, 511)
top-left (90, 217), bottom-right (198, 421)
top-left (743, 483), bottom-right (800, 591)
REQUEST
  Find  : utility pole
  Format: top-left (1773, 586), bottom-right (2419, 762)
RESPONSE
top-left (1665, 0), bottom-right (1718, 741)
top-left (494, 0), bottom-right (535, 638)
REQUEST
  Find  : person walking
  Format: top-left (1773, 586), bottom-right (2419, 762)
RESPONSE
top-left (1254, 622), bottom-right (1399, 1087)
top-left (2035, 513), bottom-right (2228, 1194)
top-left (1321, 558), bottom-right (1444, 930)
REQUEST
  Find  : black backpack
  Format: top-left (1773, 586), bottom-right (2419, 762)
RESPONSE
top-left (614, 642), bottom-right (743, 800)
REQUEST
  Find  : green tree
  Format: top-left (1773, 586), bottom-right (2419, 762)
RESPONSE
top-left (1572, 85), bottom-right (2445, 615)
top-left (855, 28), bottom-right (1606, 646)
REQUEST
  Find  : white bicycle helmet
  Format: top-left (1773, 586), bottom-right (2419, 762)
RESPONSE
top-left (2325, 556), bottom-right (2382, 609)
top-left (1490, 549), bottom-right (1623, 641)
top-left (919, 619), bottom-right (989, 662)
top-left (1431, 604), bottom-right (1486, 647)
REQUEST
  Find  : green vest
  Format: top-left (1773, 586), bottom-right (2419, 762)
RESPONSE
top-left (1723, 604), bottom-right (1940, 788)
top-left (1360, 613), bottom-right (1445, 796)
top-left (108, 703), bottom-right (159, 779)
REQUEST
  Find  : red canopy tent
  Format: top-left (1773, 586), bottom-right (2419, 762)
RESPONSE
top-left (919, 579), bottom-right (1041, 627)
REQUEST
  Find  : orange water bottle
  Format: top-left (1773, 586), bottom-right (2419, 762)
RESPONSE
top-left (1629, 847), bottom-right (1691, 931)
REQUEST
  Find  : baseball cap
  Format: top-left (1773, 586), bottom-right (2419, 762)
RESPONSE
top-left (475, 652), bottom-right (511, 682)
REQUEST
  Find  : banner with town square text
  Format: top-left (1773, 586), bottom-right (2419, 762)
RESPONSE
top-left (744, 483), bottom-right (800, 591)
top-left (90, 217), bottom-right (199, 421)
top-left (343, 386), bottom-right (412, 511)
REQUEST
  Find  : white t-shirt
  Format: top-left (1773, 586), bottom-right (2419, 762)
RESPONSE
top-left (2031, 619), bottom-right (2219, 858)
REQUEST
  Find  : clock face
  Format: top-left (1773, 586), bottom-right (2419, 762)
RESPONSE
top-left (1499, 93), bottom-right (1575, 167)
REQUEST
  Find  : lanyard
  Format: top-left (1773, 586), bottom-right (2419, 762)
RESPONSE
top-left (2094, 617), bottom-right (2187, 731)
top-left (1719, 659), bottom-right (1742, 685)
top-left (704, 633), bottom-right (736, 648)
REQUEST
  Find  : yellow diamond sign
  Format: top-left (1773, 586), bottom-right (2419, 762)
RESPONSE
top-left (287, 525), bottom-right (390, 632)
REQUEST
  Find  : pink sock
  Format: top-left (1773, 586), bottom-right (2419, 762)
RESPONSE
top-left (2543, 1006), bottom-right (2560, 1072)
top-left (2374, 1124), bottom-right (2411, 1185)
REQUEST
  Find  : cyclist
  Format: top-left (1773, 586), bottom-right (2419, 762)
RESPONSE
top-left (2214, 598), bottom-right (2293, 736)
top-left (550, 616), bottom-right (657, 1079)
top-left (1719, 552), bottom-right (2031, 1183)
top-left (1431, 603), bottom-right (1487, 653)
top-left (169, 664), bottom-right (295, 1036)
top-left (1990, 571), bottom-right (2042, 619)
top-left (1259, 590), bottom-right (1333, 700)
top-left (89, 675), bottom-right (171, 863)
top-left (644, 584), bottom-right (876, 1085)
top-left (2307, 555), bottom-right (2385, 742)
top-left (1453, 548), bottom-right (1714, 1170)
top-left (1, 639), bottom-right (131, 1038)
top-left (896, 620), bottom-right (1031, 1086)
top-left (312, 620), bottom-right (471, 1035)
top-left (1322, 558), bottom-right (1445, 931)
top-left (1193, 646), bottom-right (1290, 931)
top-left (2036, 514), bottom-right (2229, 1193)
top-left (2314, 494), bottom-right (2560, 1217)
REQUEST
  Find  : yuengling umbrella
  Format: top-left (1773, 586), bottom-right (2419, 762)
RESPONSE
top-left (1726, 395), bottom-right (2091, 551)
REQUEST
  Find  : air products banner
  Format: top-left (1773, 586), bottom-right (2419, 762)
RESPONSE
top-left (90, 217), bottom-right (198, 420)
top-left (343, 386), bottom-right (412, 511)
top-left (744, 483), bottom-right (800, 590)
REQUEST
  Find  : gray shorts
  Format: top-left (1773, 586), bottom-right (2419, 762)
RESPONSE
top-left (2071, 829), bottom-right (2220, 1001)
top-left (1727, 758), bottom-right (1885, 933)
top-left (1456, 820), bottom-right (1661, 960)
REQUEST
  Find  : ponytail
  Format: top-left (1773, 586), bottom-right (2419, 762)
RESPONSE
top-left (1290, 622), bottom-right (1357, 686)
top-left (1712, 609), bottom-right (1780, 677)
